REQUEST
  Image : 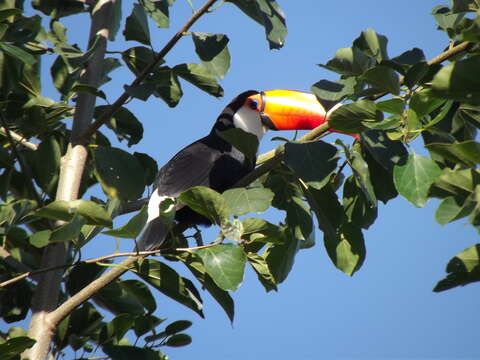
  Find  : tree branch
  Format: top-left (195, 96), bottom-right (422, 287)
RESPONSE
top-left (0, 127), bottom-right (38, 151)
top-left (25, 2), bottom-right (116, 359)
top-left (78, 0), bottom-right (220, 143)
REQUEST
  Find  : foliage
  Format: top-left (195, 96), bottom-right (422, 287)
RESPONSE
top-left (0, 0), bottom-right (479, 359)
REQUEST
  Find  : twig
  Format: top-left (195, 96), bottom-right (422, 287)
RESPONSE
top-left (0, 127), bottom-right (38, 151)
top-left (79, 0), bottom-right (220, 143)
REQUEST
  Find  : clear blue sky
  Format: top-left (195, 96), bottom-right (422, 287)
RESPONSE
top-left (9, 1), bottom-right (480, 359)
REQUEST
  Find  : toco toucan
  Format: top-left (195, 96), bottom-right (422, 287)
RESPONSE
top-left (137, 89), bottom-right (336, 251)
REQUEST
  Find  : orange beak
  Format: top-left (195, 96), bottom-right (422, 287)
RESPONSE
top-left (246, 90), bottom-right (328, 130)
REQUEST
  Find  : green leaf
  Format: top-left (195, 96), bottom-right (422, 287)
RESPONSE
top-left (180, 252), bottom-right (234, 322)
top-left (0, 8), bottom-right (22, 21)
top-left (360, 130), bottom-right (408, 172)
top-left (434, 244), bottom-right (480, 292)
top-left (29, 229), bottom-right (52, 248)
top-left (319, 47), bottom-right (370, 76)
top-left (284, 140), bottom-right (339, 190)
top-left (50, 213), bottom-right (85, 243)
top-left (134, 152), bottom-right (158, 186)
top-left (311, 77), bottom-right (357, 111)
top-left (247, 252), bottom-right (278, 292)
top-left (123, 3), bottom-right (151, 45)
top-left (165, 320), bottom-right (192, 335)
top-left (223, 188), bottom-right (273, 216)
top-left (173, 63), bottom-right (224, 97)
top-left (35, 200), bottom-right (112, 227)
top-left (124, 82), bottom-right (156, 101)
top-left (141, 0), bottom-right (170, 28)
top-left (120, 279), bottom-right (157, 314)
top-left (0, 43), bottom-right (36, 66)
top-left (103, 205), bottom-right (148, 239)
top-left (33, 136), bottom-right (61, 195)
top-left (435, 196), bottom-right (474, 225)
top-left (72, 84), bottom-right (106, 100)
top-left (264, 230), bottom-right (300, 283)
top-left (353, 28), bottom-right (389, 62)
top-left (404, 61), bottom-right (430, 88)
top-left (135, 259), bottom-right (204, 317)
top-left (66, 262), bottom-right (105, 296)
top-left (324, 222), bottom-right (366, 276)
top-left (363, 65), bottom-right (400, 95)
top-left (328, 100), bottom-right (383, 133)
top-left (179, 186), bottom-right (229, 225)
top-left (286, 196), bottom-right (313, 244)
top-left (151, 66), bottom-right (183, 107)
top-left (431, 55), bottom-right (480, 104)
top-left (92, 146), bottom-right (145, 201)
top-left (0, 337), bottom-right (36, 360)
top-left (103, 345), bottom-right (164, 360)
top-left (122, 46), bottom-right (158, 75)
top-left (219, 127), bottom-right (259, 162)
top-left (306, 185), bottom-right (343, 239)
top-left (192, 32), bottom-right (231, 79)
top-left (343, 175), bottom-right (377, 229)
top-left (227, 0), bottom-right (287, 49)
top-left (165, 334), bottom-right (192, 347)
top-left (376, 98), bottom-right (405, 115)
top-left (391, 47), bottom-right (426, 67)
top-left (433, 168), bottom-right (479, 196)
top-left (410, 88), bottom-right (446, 116)
top-left (195, 244), bottom-right (246, 291)
top-left (426, 140), bottom-right (480, 168)
top-left (95, 105), bottom-right (144, 147)
top-left (393, 153), bottom-right (442, 207)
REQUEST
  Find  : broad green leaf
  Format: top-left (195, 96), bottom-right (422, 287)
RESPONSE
top-left (223, 188), bottom-right (273, 216)
top-left (29, 229), bottom-right (51, 248)
top-left (323, 222), bottom-right (365, 276)
top-left (432, 5), bottom-right (465, 32)
top-left (311, 77), bottom-right (357, 111)
top-left (435, 196), bottom-right (474, 225)
top-left (376, 98), bottom-right (405, 115)
top-left (433, 168), bottom-right (478, 196)
top-left (219, 128), bottom-right (259, 162)
top-left (165, 320), bottom-right (192, 335)
top-left (192, 32), bottom-right (231, 79)
top-left (50, 213), bottom-right (85, 243)
top-left (0, 337), bottom-right (36, 360)
top-left (51, 55), bottom-right (80, 97)
top-left (95, 105), bottom-right (144, 147)
top-left (319, 47), bottom-right (370, 76)
top-left (66, 262), bottom-right (106, 296)
top-left (122, 46), bottom-right (158, 75)
top-left (33, 136), bottom-right (61, 195)
top-left (247, 252), bottom-right (277, 292)
top-left (72, 84), bottom-right (106, 100)
top-left (123, 3), bottom-right (151, 45)
top-left (134, 152), bottom-right (158, 186)
top-left (173, 63), bottom-right (224, 97)
top-left (404, 61), bottom-right (430, 88)
top-left (353, 28), bottom-right (389, 62)
top-left (360, 130), bottom-right (408, 172)
top-left (179, 186), bottom-right (229, 225)
top-left (0, 8), bottom-right (22, 21)
top-left (306, 185), bottom-right (343, 239)
top-left (32, 0), bottom-right (84, 18)
top-left (226, 0), bottom-right (287, 49)
top-left (391, 47), bottom-right (426, 67)
top-left (284, 140), bottom-right (339, 190)
top-left (124, 81), bottom-right (156, 101)
top-left (35, 200), bottom-right (112, 227)
top-left (410, 88), bottom-right (446, 116)
top-left (0, 43), bottom-right (36, 66)
top-left (102, 314), bottom-right (136, 343)
top-left (134, 259), bottom-right (204, 317)
top-left (180, 252), bottom-right (234, 322)
top-left (103, 345), bottom-right (164, 360)
top-left (99, 57), bottom-right (122, 87)
top-left (195, 244), bottom-right (246, 291)
top-left (103, 205), bottom-right (148, 239)
top-left (426, 140), bottom-right (480, 168)
top-left (165, 334), bottom-right (192, 347)
top-left (328, 100), bottom-right (383, 133)
top-left (431, 55), bottom-right (480, 104)
top-left (286, 196), bottom-right (313, 243)
top-left (434, 244), bottom-right (480, 292)
top-left (120, 279), bottom-right (157, 314)
top-left (343, 175), bottom-right (377, 229)
top-left (241, 217), bottom-right (279, 235)
top-left (92, 146), bottom-right (145, 201)
top-left (393, 153), bottom-right (442, 207)
top-left (151, 66), bottom-right (183, 107)
top-left (141, 0), bottom-right (170, 28)
top-left (363, 65), bottom-right (400, 95)
top-left (134, 315), bottom-right (164, 337)
top-left (264, 230), bottom-right (299, 283)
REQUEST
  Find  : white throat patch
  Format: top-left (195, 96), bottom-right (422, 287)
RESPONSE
top-left (232, 106), bottom-right (266, 140)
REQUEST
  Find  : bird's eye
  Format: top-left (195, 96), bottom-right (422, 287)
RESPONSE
top-left (248, 99), bottom-right (259, 110)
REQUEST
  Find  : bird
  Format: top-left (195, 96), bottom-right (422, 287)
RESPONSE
top-left (137, 89), bottom-right (334, 251)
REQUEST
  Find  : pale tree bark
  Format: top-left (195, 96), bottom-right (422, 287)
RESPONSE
top-left (24, 1), bottom-right (116, 359)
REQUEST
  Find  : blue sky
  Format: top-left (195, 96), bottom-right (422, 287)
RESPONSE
top-left (7, 1), bottom-right (480, 359)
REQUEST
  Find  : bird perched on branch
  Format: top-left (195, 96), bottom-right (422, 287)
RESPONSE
top-left (137, 89), bottom-right (334, 251)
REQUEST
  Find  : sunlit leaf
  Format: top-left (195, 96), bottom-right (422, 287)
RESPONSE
top-left (223, 187), bottom-right (273, 216)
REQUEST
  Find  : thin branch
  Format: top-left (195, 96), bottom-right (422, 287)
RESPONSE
top-left (0, 115), bottom-right (43, 206)
top-left (0, 127), bottom-right (38, 151)
top-left (0, 246), bottom-right (32, 274)
top-left (79, 0), bottom-right (220, 143)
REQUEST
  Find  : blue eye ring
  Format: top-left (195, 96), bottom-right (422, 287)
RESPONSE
top-left (248, 99), bottom-right (259, 110)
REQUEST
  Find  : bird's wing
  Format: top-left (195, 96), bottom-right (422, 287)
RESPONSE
top-left (155, 138), bottom-right (225, 197)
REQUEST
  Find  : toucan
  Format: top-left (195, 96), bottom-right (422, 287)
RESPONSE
top-left (137, 89), bottom-right (335, 251)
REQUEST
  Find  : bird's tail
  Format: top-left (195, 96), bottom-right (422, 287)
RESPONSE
top-left (136, 218), bottom-right (169, 251)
